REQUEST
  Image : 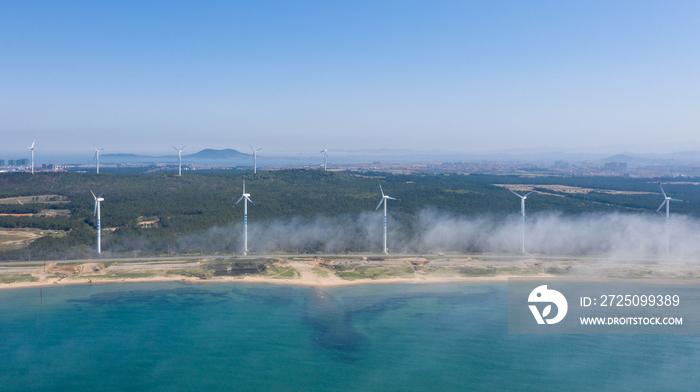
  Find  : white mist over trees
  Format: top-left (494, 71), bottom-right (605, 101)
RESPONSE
top-left (174, 209), bottom-right (700, 258)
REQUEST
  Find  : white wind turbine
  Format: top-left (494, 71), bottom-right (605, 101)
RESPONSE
top-left (173, 145), bottom-right (186, 176)
top-left (374, 182), bottom-right (401, 254)
top-left (655, 182), bottom-right (690, 255)
top-left (509, 189), bottom-right (535, 253)
top-left (320, 149), bottom-right (328, 171)
top-left (93, 144), bottom-right (104, 174)
top-left (91, 190), bottom-right (104, 254)
top-left (234, 179), bottom-right (255, 254)
top-left (27, 140), bottom-right (35, 174)
top-left (250, 145), bottom-right (262, 174)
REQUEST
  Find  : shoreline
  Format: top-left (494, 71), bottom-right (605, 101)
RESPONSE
top-left (3, 257), bottom-right (700, 291)
top-left (3, 273), bottom-right (700, 291)
top-left (0, 274), bottom-right (514, 291)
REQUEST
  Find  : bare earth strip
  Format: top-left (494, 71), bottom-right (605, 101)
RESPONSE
top-left (0, 195), bottom-right (70, 204)
top-left (0, 230), bottom-right (42, 249)
top-left (493, 184), bottom-right (655, 195)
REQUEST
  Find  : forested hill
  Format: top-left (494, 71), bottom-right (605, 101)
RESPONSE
top-left (0, 170), bottom-right (698, 260)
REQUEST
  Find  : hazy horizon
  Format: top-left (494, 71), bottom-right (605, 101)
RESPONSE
top-left (2, 2), bottom-right (700, 156)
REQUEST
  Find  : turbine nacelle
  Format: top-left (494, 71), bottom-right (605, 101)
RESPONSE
top-left (234, 180), bottom-right (255, 207)
top-left (93, 146), bottom-right (104, 160)
top-left (509, 189), bottom-right (534, 200)
top-left (173, 145), bottom-right (186, 155)
top-left (90, 190), bottom-right (104, 202)
top-left (655, 182), bottom-right (690, 214)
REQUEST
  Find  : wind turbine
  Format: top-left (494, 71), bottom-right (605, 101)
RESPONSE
top-left (655, 182), bottom-right (689, 255)
top-left (91, 190), bottom-right (104, 254)
top-left (234, 179), bottom-right (255, 254)
top-left (320, 149), bottom-right (328, 171)
top-left (374, 182), bottom-right (401, 254)
top-left (27, 140), bottom-right (35, 174)
top-left (509, 189), bottom-right (535, 253)
top-left (250, 145), bottom-right (262, 174)
top-left (173, 145), bottom-right (186, 176)
top-left (93, 144), bottom-right (104, 174)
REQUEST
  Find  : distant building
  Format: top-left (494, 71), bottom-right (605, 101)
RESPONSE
top-left (0, 159), bottom-right (4, 166)
top-left (16, 158), bottom-right (29, 166)
top-left (42, 164), bottom-right (55, 169)
top-left (8, 159), bottom-right (16, 166)
top-left (603, 162), bottom-right (627, 171)
top-left (554, 160), bottom-right (569, 169)
top-left (642, 165), bottom-right (700, 173)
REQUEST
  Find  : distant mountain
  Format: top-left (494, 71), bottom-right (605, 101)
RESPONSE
top-left (184, 149), bottom-right (251, 159)
top-left (599, 152), bottom-right (700, 167)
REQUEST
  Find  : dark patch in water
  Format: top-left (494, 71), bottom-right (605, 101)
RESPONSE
top-left (302, 287), bottom-right (364, 363)
top-left (230, 286), bottom-right (297, 306)
top-left (343, 287), bottom-right (504, 317)
top-left (66, 287), bottom-right (228, 307)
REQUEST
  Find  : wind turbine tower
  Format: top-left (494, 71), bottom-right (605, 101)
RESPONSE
top-left (374, 182), bottom-right (400, 254)
top-left (173, 145), bottom-right (186, 176)
top-left (655, 182), bottom-right (689, 255)
top-left (320, 149), bottom-right (328, 171)
top-left (91, 190), bottom-right (104, 254)
top-left (250, 145), bottom-right (262, 174)
top-left (509, 189), bottom-right (535, 253)
top-left (93, 144), bottom-right (104, 174)
top-left (234, 179), bottom-right (255, 254)
top-left (28, 140), bottom-right (35, 174)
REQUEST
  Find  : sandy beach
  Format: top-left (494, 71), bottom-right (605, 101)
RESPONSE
top-left (2, 255), bottom-right (699, 290)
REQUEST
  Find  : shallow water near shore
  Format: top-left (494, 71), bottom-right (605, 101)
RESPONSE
top-left (1, 282), bottom-right (699, 391)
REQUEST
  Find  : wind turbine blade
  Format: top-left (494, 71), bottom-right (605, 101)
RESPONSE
top-left (658, 182), bottom-right (667, 198)
top-left (94, 202), bottom-right (97, 216)
top-left (374, 198), bottom-right (384, 212)
top-left (30, 140), bottom-right (35, 149)
top-left (386, 196), bottom-right (397, 201)
top-left (524, 191), bottom-right (535, 197)
top-left (508, 189), bottom-right (523, 198)
top-left (93, 152), bottom-right (97, 160)
top-left (670, 198), bottom-right (690, 203)
top-left (90, 190), bottom-right (97, 199)
top-left (234, 196), bottom-right (245, 205)
top-left (655, 200), bottom-right (667, 214)
top-left (379, 182), bottom-right (385, 197)
top-left (245, 196), bottom-right (255, 206)
top-left (173, 146), bottom-right (179, 151)
top-left (98, 193), bottom-right (104, 198)
top-left (250, 145), bottom-right (255, 152)
top-left (180, 145), bottom-right (186, 150)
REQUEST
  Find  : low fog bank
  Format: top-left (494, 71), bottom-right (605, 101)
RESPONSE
top-left (174, 208), bottom-right (700, 258)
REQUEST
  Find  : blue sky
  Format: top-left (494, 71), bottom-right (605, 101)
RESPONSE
top-left (2, 1), bottom-right (700, 156)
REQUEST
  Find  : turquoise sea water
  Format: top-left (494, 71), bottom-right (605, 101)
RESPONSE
top-left (1, 282), bottom-right (699, 391)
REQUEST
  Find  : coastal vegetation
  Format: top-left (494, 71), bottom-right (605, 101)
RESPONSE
top-left (0, 170), bottom-right (698, 261)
